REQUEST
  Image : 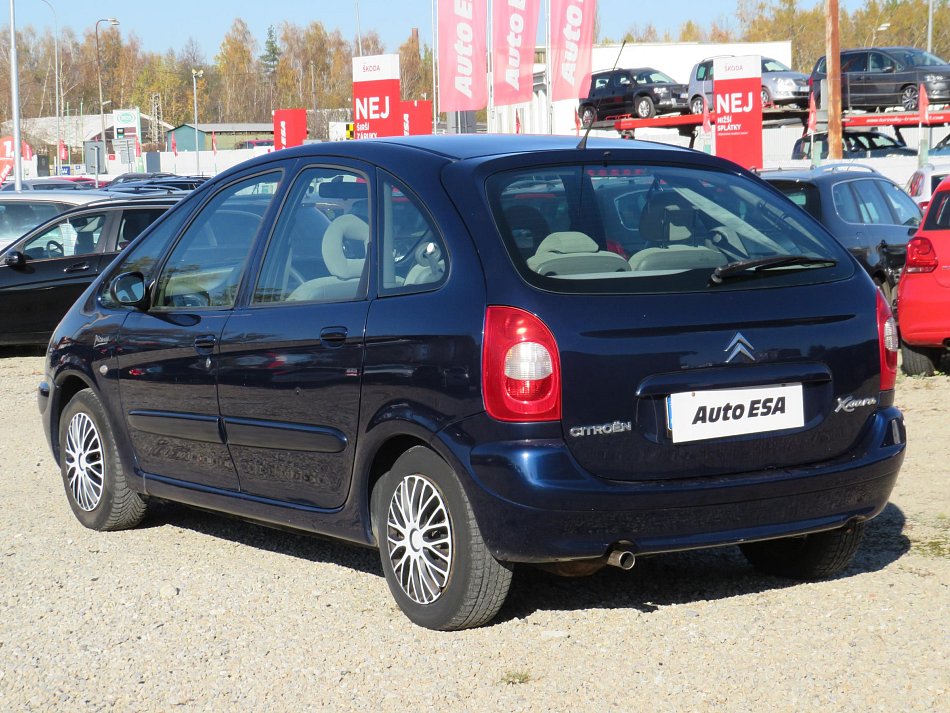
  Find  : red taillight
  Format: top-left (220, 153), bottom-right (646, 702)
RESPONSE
top-left (482, 306), bottom-right (561, 422)
top-left (877, 290), bottom-right (898, 391)
top-left (905, 236), bottom-right (938, 273)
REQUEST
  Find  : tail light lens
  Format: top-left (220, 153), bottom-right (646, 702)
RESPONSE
top-left (483, 306), bottom-right (561, 422)
top-left (905, 236), bottom-right (938, 273)
top-left (877, 290), bottom-right (898, 391)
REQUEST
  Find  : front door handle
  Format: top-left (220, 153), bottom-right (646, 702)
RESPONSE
top-left (194, 334), bottom-right (217, 353)
top-left (64, 262), bottom-right (90, 273)
top-left (320, 326), bottom-right (348, 347)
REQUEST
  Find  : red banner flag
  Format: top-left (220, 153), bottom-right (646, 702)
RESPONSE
top-left (58, 140), bottom-right (68, 162)
top-left (550, 0), bottom-right (596, 102)
top-left (171, 133), bottom-right (177, 156)
top-left (492, 0), bottom-right (541, 106)
top-left (919, 83), bottom-right (930, 122)
top-left (807, 92), bottom-right (817, 133)
top-left (211, 131), bottom-right (217, 154)
top-left (702, 96), bottom-right (712, 134)
top-left (438, 0), bottom-right (488, 112)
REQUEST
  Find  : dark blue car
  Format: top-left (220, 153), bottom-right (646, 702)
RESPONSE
top-left (38, 135), bottom-right (905, 630)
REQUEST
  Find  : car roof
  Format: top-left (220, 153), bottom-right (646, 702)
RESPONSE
top-left (760, 164), bottom-right (883, 183)
top-left (0, 190), bottom-right (116, 204)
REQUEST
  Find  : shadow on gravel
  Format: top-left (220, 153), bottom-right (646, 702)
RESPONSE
top-left (0, 345), bottom-right (45, 359)
top-left (497, 502), bottom-right (911, 622)
top-left (144, 501), bottom-right (383, 577)
top-left (139, 499), bottom-right (910, 622)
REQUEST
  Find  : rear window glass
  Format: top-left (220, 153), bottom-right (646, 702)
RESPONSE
top-left (924, 191), bottom-right (950, 229)
top-left (766, 180), bottom-right (821, 220)
top-left (486, 164), bottom-right (851, 294)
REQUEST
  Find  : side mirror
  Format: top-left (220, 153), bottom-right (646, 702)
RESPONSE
top-left (3, 250), bottom-right (25, 268)
top-left (109, 271), bottom-right (149, 309)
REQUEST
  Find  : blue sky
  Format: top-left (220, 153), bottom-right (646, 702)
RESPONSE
top-left (11, 1), bottom-right (863, 60)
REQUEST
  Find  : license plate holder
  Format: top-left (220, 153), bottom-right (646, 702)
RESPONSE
top-left (667, 384), bottom-right (804, 444)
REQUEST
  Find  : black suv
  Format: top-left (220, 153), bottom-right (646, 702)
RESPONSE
top-left (761, 164), bottom-right (921, 306)
top-left (579, 67), bottom-right (688, 125)
top-left (810, 46), bottom-right (950, 111)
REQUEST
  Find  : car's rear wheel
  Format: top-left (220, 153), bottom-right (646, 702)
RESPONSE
top-left (580, 105), bottom-right (597, 128)
top-left (740, 522), bottom-right (865, 580)
top-left (635, 95), bottom-right (656, 119)
top-left (901, 84), bottom-right (919, 112)
top-left (59, 389), bottom-right (147, 531)
top-left (901, 341), bottom-right (941, 376)
top-left (374, 446), bottom-right (512, 630)
top-left (690, 96), bottom-right (705, 115)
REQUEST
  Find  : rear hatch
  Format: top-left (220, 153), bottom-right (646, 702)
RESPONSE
top-left (476, 151), bottom-right (883, 482)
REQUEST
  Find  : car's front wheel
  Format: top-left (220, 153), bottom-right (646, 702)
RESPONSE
top-left (739, 522), bottom-right (865, 580)
top-left (901, 84), bottom-right (919, 112)
top-left (374, 446), bottom-right (512, 630)
top-left (901, 342), bottom-right (941, 376)
top-left (59, 389), bottom-right (148, 531)
top-left (635, 95), bottom-right (656, 119)
top-left (761, 86), bottom-right (772, 107)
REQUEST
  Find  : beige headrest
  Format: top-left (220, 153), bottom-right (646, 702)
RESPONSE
top-left (534, 231), bottom-right (599, 255)
top-left (322, 214), bottom-right (368, 279)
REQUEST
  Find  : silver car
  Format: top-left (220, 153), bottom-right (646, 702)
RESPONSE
top-left (688, 56), bottom-right (809, 114)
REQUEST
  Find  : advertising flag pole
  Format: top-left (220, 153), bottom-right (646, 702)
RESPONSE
top-left (432, 0), bottom-right (438, 133)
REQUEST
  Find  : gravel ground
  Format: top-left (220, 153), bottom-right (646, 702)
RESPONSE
top-left (1, 352), bottom-right (947, 712)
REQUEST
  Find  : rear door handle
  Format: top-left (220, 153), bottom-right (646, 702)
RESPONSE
top-left (194, 334), bottom-right (217, 353)
top-left (64, 262), bottom-right (90, 273)
top-left (320, 326), bottom-right (348, 346)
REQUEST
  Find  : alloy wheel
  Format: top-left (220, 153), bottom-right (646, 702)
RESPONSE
top-left (64, 412), bottom-right (104, 511)
top-left (386, 474), bottom-right (453, 605)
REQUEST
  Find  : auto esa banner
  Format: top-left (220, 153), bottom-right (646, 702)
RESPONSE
top-left (712, 55), bottom-right (763, 170)
top-left (550, 0), bottom-right (596, 102)
top-left (492, 0), bottom-right (541, 106)
top-left (438, 0), bottom-right (488, 112)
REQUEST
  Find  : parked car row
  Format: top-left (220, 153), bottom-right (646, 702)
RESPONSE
top-left (580, 45), bottom-right (950, 127)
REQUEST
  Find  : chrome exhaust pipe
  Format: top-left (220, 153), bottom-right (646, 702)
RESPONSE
top-left (606, 549), bottom-right (636, 570)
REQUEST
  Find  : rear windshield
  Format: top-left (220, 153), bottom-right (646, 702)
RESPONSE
top-left (487, 164), bottom-right (851, 294)
top-left (924, 191), bottom-right (950, 229)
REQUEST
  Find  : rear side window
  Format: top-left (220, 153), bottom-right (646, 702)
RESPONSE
top-left (842, 52), bottom-right (868, 72)
top-left (831, 183), bottom-right (862, 223)
top-left (254, 167), bottom-right (368, 304)
top-left (924, 191), bottom-right (950, 229)
top-left (487, 164), bottom-right (851, 294)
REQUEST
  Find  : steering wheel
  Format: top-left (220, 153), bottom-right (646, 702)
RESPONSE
top-left (394, 230), bottom-right (433, 266)
top-left (46, 240), bottom-right (64, 258)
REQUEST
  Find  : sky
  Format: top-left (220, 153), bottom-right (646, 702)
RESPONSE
top-left (10, 0), bottom-right (866, 61)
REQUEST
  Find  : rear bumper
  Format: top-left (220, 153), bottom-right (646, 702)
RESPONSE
top-left (443, 407), bottom-right (905, 563)
top-left (899, 280), bottom-right (950, 346)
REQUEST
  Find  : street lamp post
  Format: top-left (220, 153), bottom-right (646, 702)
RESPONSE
top-left (95, 17), bottom-right (119, 184)
top-left (40, 0), bottom-right (61, 175)
top-left (355, 0), bottom-right (363, 57)
top-left (192, 68), bottom-right (203, 175)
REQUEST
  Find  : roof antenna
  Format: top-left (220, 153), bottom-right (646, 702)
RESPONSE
top-left (577, 40), bottom-right (627, 151)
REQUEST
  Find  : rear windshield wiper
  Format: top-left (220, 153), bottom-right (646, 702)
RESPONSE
top-left (710, 255), bottom-right (837, 284)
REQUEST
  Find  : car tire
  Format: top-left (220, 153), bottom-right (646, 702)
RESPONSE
top-left (690, 96), bottom-right (705, 115)
top-left (580, 106), bottom-right (597, 128)
top-left (761, 86), bottom-right (772, 107)
top-left (901, 85), bottom-right (919, 112)
top-left (635, 96), bottom-right (656, 119)
top-left (59, 389), bottom-right (147, 531)
top-left (374, 446), bottom-right (512, 630)
top-left (900, 341), bottom-right (940, 377)
top-left (739, 522), bottom-right (865, 580)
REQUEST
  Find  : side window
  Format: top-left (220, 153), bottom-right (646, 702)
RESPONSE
top-left (21, 212), bottom-right (106, 259)
top-left (153, 171), bottom-right (281, 309)
top-left (254, 167), bottom-right (368, 304)
top-left (842, 52), bottom-right (868, 73)
top-left (850, 179), bottom-right (894, 225)
top-left (876, 180), bottom-right (921, 226)
top-left (832, 182), bottom-right (862, 223)
top-left (117, 208), bottom-right (169, 249)
top-left (379, 171), bottom-right (447, 293)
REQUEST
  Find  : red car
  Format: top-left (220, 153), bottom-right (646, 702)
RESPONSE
top-left (898, 177), bottom-right (950, 375)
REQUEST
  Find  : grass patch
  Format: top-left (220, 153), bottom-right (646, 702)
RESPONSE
top-left (501, 670), bottom-right (533, 685)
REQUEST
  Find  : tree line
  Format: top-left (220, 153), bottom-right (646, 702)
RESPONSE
top-left (1, 1), bottom-right (947, 147)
